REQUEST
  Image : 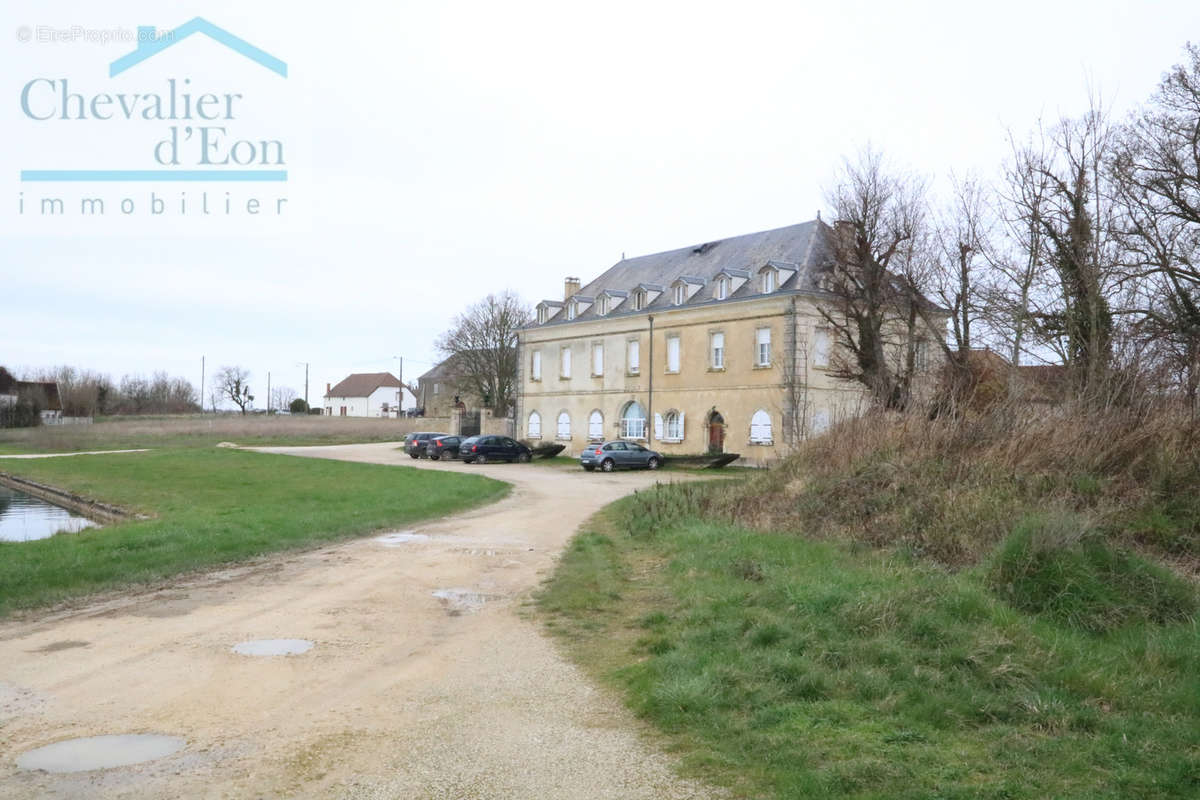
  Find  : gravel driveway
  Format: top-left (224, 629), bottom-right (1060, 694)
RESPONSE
top-left (0, 443), bottom-right (721, 799)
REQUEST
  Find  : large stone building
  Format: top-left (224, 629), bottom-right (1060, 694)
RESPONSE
top-left (516, 220), bottom-right (939, 467)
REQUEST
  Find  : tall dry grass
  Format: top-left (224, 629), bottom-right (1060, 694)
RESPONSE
top-left (700, 397), bottom-right (1200, 567)
top-left (0, 413), bottom-right (454, 453)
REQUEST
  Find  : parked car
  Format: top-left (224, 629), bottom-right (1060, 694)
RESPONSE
top-left (459, 435), bottom-right (532, 464)
top-left (581, 441), bottom-right (663, 472)
top-left (426, 435), bottom-right (464, 460)
top-left (403, 431), bottom-right (447, 458)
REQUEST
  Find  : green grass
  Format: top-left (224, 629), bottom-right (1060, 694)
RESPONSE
top-left (540, 487), bottom-right (1200, 799)
top-left (0, 449), bottom-right (507, 616)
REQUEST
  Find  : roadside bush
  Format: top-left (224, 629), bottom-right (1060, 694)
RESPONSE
top-left (987, 512), bottom-right (1198, 633)
top-left (289, 398), bottom-right (309, 414)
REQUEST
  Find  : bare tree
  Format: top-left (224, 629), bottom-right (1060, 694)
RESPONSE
top-left (1032, 102), bottom-right (1119, 396)
top-left (932, 173), bottom-right (993, 356)
top-left (1111, 44), bottom-right (1200, 408)
top-left (435, 291), bottom-right (531, 415)
top-left (270, 385), bottom-right (298, 412)
top-left (820, 148), bottom-right (931, 409)
top-left (212, 365), bottom-right (253, 415)
top-left (985, 127), bottom-right (1058, 380)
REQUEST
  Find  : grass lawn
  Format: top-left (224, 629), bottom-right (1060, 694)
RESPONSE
top-left (0, 414), bottom-right (422, 455)
top-left (539, 490), bottom-right (1200, 799)
top-left (0, 448), bottom-right (507, 616)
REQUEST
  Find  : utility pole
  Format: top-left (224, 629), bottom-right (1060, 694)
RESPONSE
top-left (398, 356), bottom-right (403, 416)
top-left (267, 371), bottom-right (271, 413)
top-left (200, 356), bottom-right (205, 415)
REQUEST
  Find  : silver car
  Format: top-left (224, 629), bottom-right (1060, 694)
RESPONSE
top-left (580, 441), bottom-right (663, 472)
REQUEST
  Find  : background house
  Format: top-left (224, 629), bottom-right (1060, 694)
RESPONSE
top-left (323, 372), bottom-right (415, 417)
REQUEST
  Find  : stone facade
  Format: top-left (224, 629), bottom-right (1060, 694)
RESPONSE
top-left (516, 220), bottom-right (943, 467)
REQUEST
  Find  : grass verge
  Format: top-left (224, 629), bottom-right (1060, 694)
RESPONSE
top-left (0, 448), bottom-right (507, 616)
top-left (540, 488), bottom-right (1200, 799)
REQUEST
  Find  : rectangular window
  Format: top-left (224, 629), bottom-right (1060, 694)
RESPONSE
top-left (813, 328), bottom-right (831, 368)
top-left (711, 332), bottom-right (724, 369)
top-left (592, 343), bottom-right (604, 376)
top-left (433, 382), bottom-right (440, 395)
top-left (915, 339), bottom-right (929, 371)
top-left (560, 346), bottom-right (572, 378)
top-left (667, 335), bottom-right (681, 372)
top-left (531, 350), bottom-right (541, 381)
top-left (716, 278), bottom-right (727, 300)
top-left (762, 270), bottom-right (775, 293)
top-left (567, 303), bottom-right (576, 320)
top-left (674, 284), bottom-right (685, 305)
top-left (628, 340), bottom-right (640, 373)
top-left (598, 296), bottom-right (607, 316)
top-left (756, 328), bottom-right (771, 366)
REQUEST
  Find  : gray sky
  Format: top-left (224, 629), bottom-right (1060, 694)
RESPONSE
top-left (3, 0), bottom-right (1197, 403)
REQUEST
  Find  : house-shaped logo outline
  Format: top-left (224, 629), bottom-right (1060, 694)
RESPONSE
top-left (110, 17), bottom-right (287, 78)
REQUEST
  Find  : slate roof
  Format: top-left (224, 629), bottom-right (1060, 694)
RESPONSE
top-left (532, 220), bottom-right (831, 327)
top-left (325, 372), bottom-right (403, 398)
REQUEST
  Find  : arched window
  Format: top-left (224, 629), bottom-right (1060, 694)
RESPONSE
top-left (620, 401), bottom-right (646, 439)
top-left (750, 410), bottom-right (773, 443)
top-left (527, 410), bottom-right (542, 438)
top-left (588, 410), bottom-right (604, 440)
top-left (556, 411), bottom-right (571, 439)
top-left (663, 410), bottom-right (685, 441)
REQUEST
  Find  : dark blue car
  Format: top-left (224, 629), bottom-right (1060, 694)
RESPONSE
top-left (459, 435), bottom-right (532, 464)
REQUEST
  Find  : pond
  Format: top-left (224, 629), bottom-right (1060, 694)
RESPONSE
top-left (0, 485), bottom-right (99, 542)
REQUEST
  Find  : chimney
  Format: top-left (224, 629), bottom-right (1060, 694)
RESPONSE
top-left (564, 276), bottom-right (581, 301)
top-left (833, 220), bottom-right (855, 249)
top-left (326, 382), bottom-right (331, 395)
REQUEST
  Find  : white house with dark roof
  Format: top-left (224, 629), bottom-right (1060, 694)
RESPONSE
top-left (323, 372), bottom-right (414, 417)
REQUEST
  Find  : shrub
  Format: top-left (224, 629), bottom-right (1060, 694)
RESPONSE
top-left (289, 398), bottom-right (309, 414)
top-left (987, 512), bottom-right (1198, 633)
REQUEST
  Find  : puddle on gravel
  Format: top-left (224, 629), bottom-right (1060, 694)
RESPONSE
top-left (231, 638), bottom-right (314, 656)
top-left (376, 531), bottom-right (431, 546)
top-left (16, 734), bottom-right (185, 773)
top-left (431, 588), bottom-right (500, 615)
top-left (29, 640), bottom-right (90, 653)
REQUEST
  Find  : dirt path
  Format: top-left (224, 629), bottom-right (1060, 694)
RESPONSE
top-left (0, 443), bottom-right (720, 799)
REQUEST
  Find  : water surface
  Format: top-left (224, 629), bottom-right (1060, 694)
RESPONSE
top-left (0, 485), bottom-right (99, 542)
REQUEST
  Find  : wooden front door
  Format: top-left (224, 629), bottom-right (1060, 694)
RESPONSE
top-left (708, 411), bottom-right (725, 454)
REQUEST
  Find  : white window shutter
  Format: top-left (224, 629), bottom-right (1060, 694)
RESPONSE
top-left (654, 413), bottom-right (663, 440)
top-left (678, 411), bottom-right (685, 438)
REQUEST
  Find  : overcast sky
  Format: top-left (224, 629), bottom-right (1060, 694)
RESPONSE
top-left (3, 0), bottom-right (1197, 404)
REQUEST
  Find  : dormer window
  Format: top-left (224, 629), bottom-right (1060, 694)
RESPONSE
top-left (673, 284), bottom-right (685, 305)
top-left (761, 269), bottom-right (776, 293)
top-left (537, 307), bottom-right (547, 324)
top-left (633, 291), bottom-right (645, 311)
top-left (597, 296), bottom-right (608, 316)
top-left (716, 277), bottom-right (728, 300)
top-left (567, 302), bottom-right (576, 320)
